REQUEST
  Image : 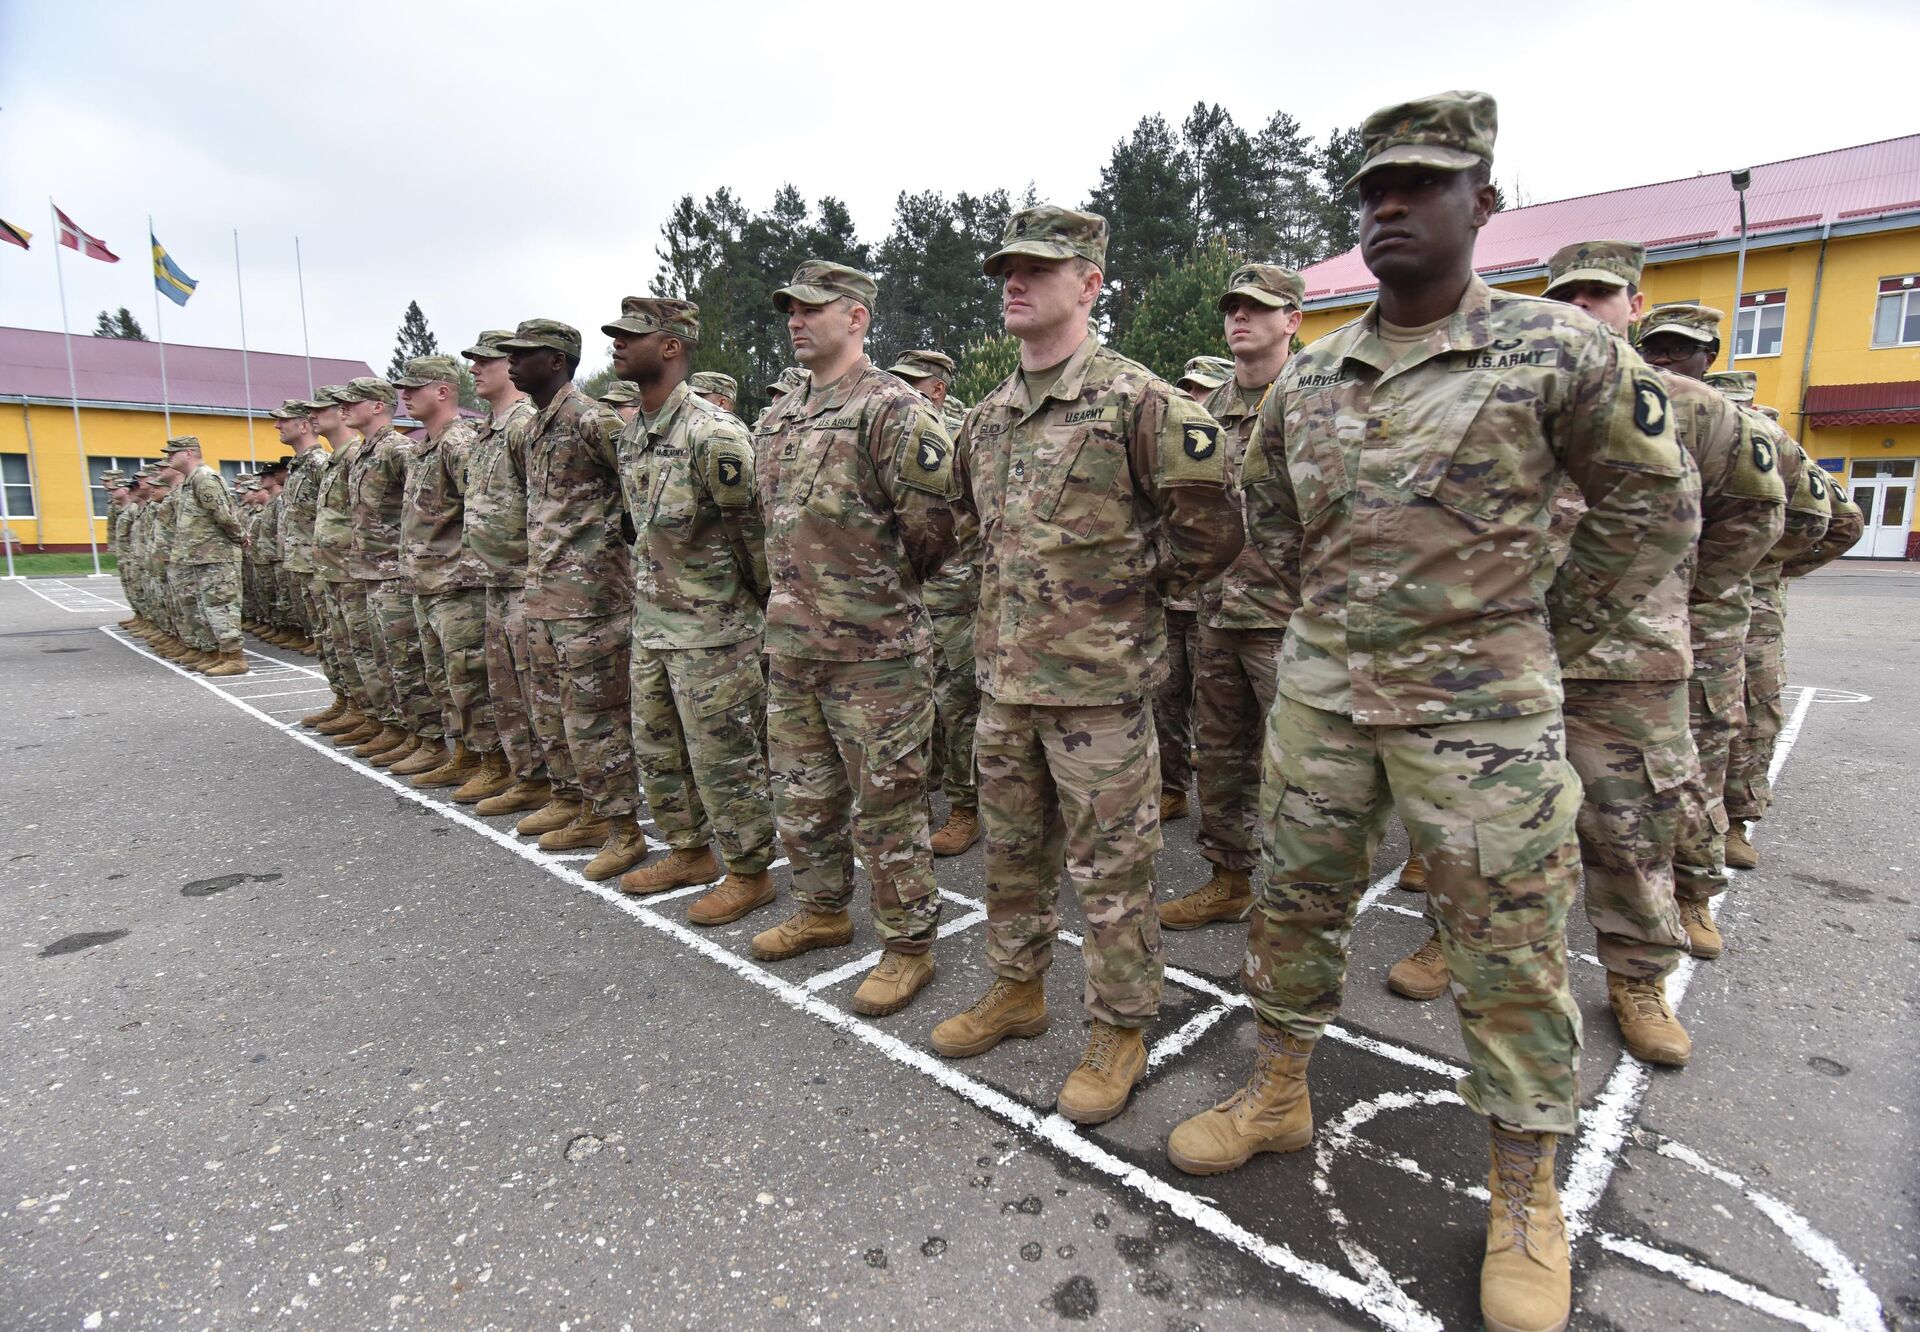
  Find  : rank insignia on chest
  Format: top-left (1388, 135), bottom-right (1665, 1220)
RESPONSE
top-left (1183, 423), bottom-right (1220, 460)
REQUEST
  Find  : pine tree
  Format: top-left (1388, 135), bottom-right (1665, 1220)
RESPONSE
top-left (953, 330), bottom-right (1021, 408)
top-left (93, 307), bottom-right (147, 340)
top-left (387, 301), bottom-right (440, 380)
top-left (1313, 127), bottom-right (1368, 259)
top-left (1087, 115), bottom-right (1200, 340)
top-left (1112, 240), bottom-right (1242, 382)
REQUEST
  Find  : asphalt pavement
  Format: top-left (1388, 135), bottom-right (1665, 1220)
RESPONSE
top-left (2, 567), bottom-right (1914, 1331)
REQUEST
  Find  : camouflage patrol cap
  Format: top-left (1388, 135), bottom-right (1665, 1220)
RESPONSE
top-left (498, 318), bottom-right (584, 359)
top-left (394, 355), bottom-right (462, 389)
top-left (461, 329), bottom-right (516, 361)
top-left (233, 474), bottom-right (259, 493)
top-left (886, 349), bottom-right (957, 383)
top-left (98, 470), bottom-right (128, 489)
top-left (1757, 404), bottom-right (1780, 421)
top-left (774, 261), bottom-right (878, 313)
top-left (983, 204), bottom-right (1109, 277)
top-left (1639, 303), bottom-right (1723, 345)
top-left (314, 384), bottom-right (353, 405)
top-left (161, 435), bottom-right (202, 455)
top-left (340, 376), bottom-right (398, 405)
top-left (1219, 264), bottom-right (1306, 312)
top-left (1176, 356), bottom-right (1234, 391)
top-left (1704, 370), bottom-right (1758, 402)
top-left (602, 296), bottom-right (701, 344)
top-left (1544, 240), bottom-right (1646, 296)
top-left (766, 366), bottom-right (808, 396)
top-left (268, 398), bottom-right (314, 420)
top-left (260, 457), bottom-right (289, 476)
top-left (690, 371), bottom-right (738, 399)
top-left (1349, 90), bottom-right (1497, 188)
top-left (597, 380), bottom-right (641, 406)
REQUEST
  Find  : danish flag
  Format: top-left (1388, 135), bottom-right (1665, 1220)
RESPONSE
top-left (53, 205), bottom-right (119, 262)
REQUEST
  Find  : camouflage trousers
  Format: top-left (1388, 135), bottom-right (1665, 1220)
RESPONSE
top-left (528, 613), bottom-right (637, 818)
top-left (929, 610), bottom-right (979, 808)
top-left (152, 562), bottom-right (175, 635)
top-left (369, 581), bottom-right (440, 739)
top-left (188, 558), bottom-right (241, 652)
top-left (1674, 661), bottom-right (1745, 901)
top-left (339, 581), bottom-right (394, 723)
top-left (268, 565), bottom-right (295, 629)
top-left (1249, 695), bottom-right (1583, 1133)
top-left (1561, 679), bottom-right (1693, 981)
top-left (167, 563), bottom-right (210, 650)
top-left (978, 694), bottom-right (1165, 1027)
top-left (318, 578), bottom-right (367, 707)
top-left (485, 585), bottom-right (542, 781)
top-left (631, 635), bottom-right (774, 873)
top-left (416, 589), bottom-right (494, 754)
top-left (1153, 607), bottom-right (1200, 796)
top-left (767, 652), bottom-right (938, 953)
top-left (1195, 624), bottom-right (1286, 872)
top-left (1725, 634), bottom-right (1786, 825)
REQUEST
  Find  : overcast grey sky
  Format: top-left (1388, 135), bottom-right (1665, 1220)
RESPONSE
top-left (3, 0), bottom-right (1914, 379)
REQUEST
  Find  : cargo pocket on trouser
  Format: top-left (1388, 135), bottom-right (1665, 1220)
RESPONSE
top-left (1458, 783), bottom-right (1582, 951)
top-left (1640, 730), bottom-right (1698, 795)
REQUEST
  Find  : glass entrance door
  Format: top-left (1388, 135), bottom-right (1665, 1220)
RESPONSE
top-left (1846, 460), bottom-right (1917, 558)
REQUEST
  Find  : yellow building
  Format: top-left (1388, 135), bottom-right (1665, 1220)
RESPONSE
top-left (1297, 134), bottom-right (1920, 558)
top-left (0, 327), bottom-right (371, 552)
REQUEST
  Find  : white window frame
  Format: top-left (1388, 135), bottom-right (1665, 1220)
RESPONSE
top-left (87, 454), bottom-right (151, 518)
top-left (1734, 290), bottom-right (1787, 359)
top-left (1872, 275), bottom-right (1920, 348)
top-left (1, 453), bottom-right (35, 519)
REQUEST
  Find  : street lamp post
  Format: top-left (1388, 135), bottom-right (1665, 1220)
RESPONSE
top-left (1729, 168), bottom-right (1753, 370)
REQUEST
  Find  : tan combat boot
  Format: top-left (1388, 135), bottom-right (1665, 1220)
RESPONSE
top-left (1397, 853), bottom-right (1428, 892)
top-left (1607, 973), bottom-right (1691, 1066)
top-left (1724, 825), bottom-right (1758, 870)
top-left (620, 845), bottom-right (719, 896)
top-left (930, 977), bottom-right (1049, 1057)
top-left (390, 740), bottom-right (451, 778)
top-left (1481, 1125), bottom-right (1571, 1332)
top-left (1057, 1021), bottom-right (1147, 1125)
top-left (1160, 787), bottom-right (1189, 820)
top-left (516, 796), bottom-right (584, 837)
top-left (750, 909), bottom-right (854, 961)
top-left (850, 951), bottom-right (935, 1016)
top-left (187, 648), bottom-right (219, 671)
top-left (411, 742), bottom-right (481, 789)
top-left (1388, 930), bottom-right (1450, 1001)
top-left (930, 805), bottom-right (980, 857)
top-left (203, 650), bottom-right (249, 677)
top-left (539, 810), bottom-right (612, 851)
top-left (478, 777), bottom-right (552, 818)
top-left (369, 734), bottom-right (423, 769)
top-left (452, 751), bottom-right (513, 804)
top-left (1158, 866), bottom-right (1252, 930)
top-left (1168, 1025), bottom-right (1315, 1173)
top-left (354, 724), bottom-right (411, 758)
top-left (336, 718), bottom-right (384, 746)
top-left (317, 709), bottom-right (369, 737)
top-left (582, 818), bottom-right (648, 881)
top-left (300, 695), bottom-right (348, 728)
top-left (687, 869), bottom-right (776, 926)
top-left (1678, 898), bottom-right (1723, 959)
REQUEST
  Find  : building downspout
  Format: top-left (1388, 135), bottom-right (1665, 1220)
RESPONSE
top-left (1796, 223), bottom-right (1831, 443)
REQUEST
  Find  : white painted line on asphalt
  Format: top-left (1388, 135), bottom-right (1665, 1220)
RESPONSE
top-left (50, 577), bottom-right (130, 610)
top-left (15, 580), bottom-right (113, 613)
top-left (1146, 1001), bottom-right (1236, 1070)
top-left (225, 687), bottom-right (335, 702)
top-left (800, 909), bottom-right (989, 994)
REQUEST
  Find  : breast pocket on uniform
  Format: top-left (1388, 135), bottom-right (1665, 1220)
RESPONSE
top-left (1036, 426), bottom-right (1125, 539)
top-left (1285, 391), bottom-right (1357, 525)
top-left (799, 433), bottom-right (858, 528)
top-left (649, 455), bottom-right (698, 535)
top-left (1409, 370), bottom-right (1543, 526)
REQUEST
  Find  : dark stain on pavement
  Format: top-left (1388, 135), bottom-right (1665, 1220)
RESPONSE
top-left (1795, 873), bottom-right (1874, 904)
top-left (182, 871), bottom-right (284, 898)
top-left (40, 646), bottom-right (89, 654)
top-left (40, 928), bottom-right (130, 958)
top-left (1048, 1274), bottom-right (1099, 1320)
top-left (1808, 1056), bottom-right (1850, 1077)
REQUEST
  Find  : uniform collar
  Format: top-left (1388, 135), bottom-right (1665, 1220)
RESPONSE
top-left (1347, 275), bottom-right (1496, 378)
top-left (787, 355), bottom-right (873, 422)
top-left (1015, 331), bottom-right (1099, 423)
top-left (530, 383), bottom-right (587, 436)
top-left (642, 379), bottom-right (694, 440)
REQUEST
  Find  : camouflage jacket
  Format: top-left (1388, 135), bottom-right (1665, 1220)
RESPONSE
top-left (1785, 466), bottom-right (1861, 578)
top-left (618, 380), bottom-right (767, 650)
top-left (255, 496), bottom-right (286, 562)
top-left (171, 465), bottom-right (244, 566)
top-left (313, 437), bottom-right (368, 581)
top-left (524, 385), bottom-right (631, 620)
top-left (1747, 426), bottom-right (1830, 640)
top-left (1562, 365), bottom-right (1786, 680)
top-left (130, 504), bottom-right (153, 564)
top-left (109, 505), bottom-right (133, 557)
top-left (964, 335), bottom-right (1243, 706)
top-left (1199, 375), bottom-right (1298, 631)
top-left (1241, 278), bottom-right (1696, 725)
top-left (402, 418), bottom-right (486, 595)
top-left (754, 355), bottom-right (966, 660)
top-left (279, 446), bottom-right (331, 576)
top-left (347, 425), bottom-right (413, 583)
top-left (463, 397), bottom-right (538, 588)
top-left (922, 396), bottom-right (982, 618)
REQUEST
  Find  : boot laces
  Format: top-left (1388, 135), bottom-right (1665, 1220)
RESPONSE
top-left (1223, 1028), bottom-right (1298, 1112)
top-left (1491, 1133), bottom-right (1547, 1256)
top-left (1079, 1023), bottom-right (1123, 1074)
top-left (1621, 978), bottom-right (1671, 1023)
top-left (1411, 935), bottom-right (1446, 969)
top-left (964, 978), bottom-right (1017, 1017)
top-left (1680, 899), bottom-right (1712, 929)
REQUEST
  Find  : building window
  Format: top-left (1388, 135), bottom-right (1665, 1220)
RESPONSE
top-left (1873, 276), bottom-right (1920, 347)
top-left (1, 454), bottom-right (34, 519)
top-left (1734, 290), bottom-right (1786, 358)
top-left (87, 455), bottom-right (150, 518)
top-left (218, 460), bottom-right (254, 486)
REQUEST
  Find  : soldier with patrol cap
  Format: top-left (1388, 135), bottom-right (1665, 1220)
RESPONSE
top-left (501, 318), bottom-right (649, 883)
top-left (747, 260), bottom-right (970, 1016)
top-left (603, 295), bottom-right (778, 923)
top-left (887, 347), bottom-right (983, 857)
top-left (165, 435), bottom-right (251, 676)
top-left (269, 399), bottom-right (328, 660)
top-left (305, 386), bottom-right (377, 740)
top-left (598, 380), bottom-right (642, 425)
top-left (1165, 93), bottom-right (1699, 1332)
top-left (755, 366), bottom-right (807, 430)
top-left (929, 205), bottom-right (1243, 1125)
top-left (1160, 264), bottom-right (1306, 933)
top-left (689, 371), bottom-right (738, 415)
top-left (1174, 355), bottom-right (1233, 400)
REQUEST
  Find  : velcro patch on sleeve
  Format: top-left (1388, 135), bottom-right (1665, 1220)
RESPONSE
top-left (1160, 395), bottom-right (1229, 484)
top-left (896, 411), bottom-right (960, 499)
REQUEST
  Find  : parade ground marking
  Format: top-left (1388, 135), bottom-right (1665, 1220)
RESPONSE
top-left (88, 609), bottom-right (1886, 1332)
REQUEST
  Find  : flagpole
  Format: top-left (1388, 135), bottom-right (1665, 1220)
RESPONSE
top-left (150, 216), bottom-right (175, 436)
top-left (295, 236), bottom-right (315, 397)
top-left (233, 229), bottom-right (257, 467)
top-left (50, 200), bottom-right (104, 577)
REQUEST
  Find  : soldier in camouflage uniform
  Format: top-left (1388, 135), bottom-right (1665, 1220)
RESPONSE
top-left (754, 366), bottom-right (807, 431)
top-left (165, 436), bottom-right (250, 677)
top-left (310, 386), bottom-right (381, 743)
top-left (887, 348), bottom-right (983, 857)
top-left (602, 297), bottom-right (777, 923)
top-left (255, 465), bottom-right (292, 642)
top-left (747, 261), bottom-right (968, 1018)
top-left (237, 476), bottom-right (266, 630)
top-left (502, 319), bottom-right (648, 882)
top-left (1174, 355), bottom-right (1233, 399)
top-left (1163, 95), bottom-right (1699, 1332)
top-left (598, 380), bottom-right (642, 425)
top-left (690, 371), bottom-right (738, 414)
top-left (269, 400), bottom-right (332, 682)
top-left (102, 473), bottom-right (135, 625)
top-left (391, 356), bottom-right (496, 793)
top-left (929, 207), bottom-right (1243, 1126)
top-left (1161, 265), bottom-right (1305, 933)
top-left (459, 331), bottom-right (545, 812)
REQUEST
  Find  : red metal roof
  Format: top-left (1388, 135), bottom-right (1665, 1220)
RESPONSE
top-left (0, 326), bottom-right (371, 411)
top-left (1302, 134), bottom-right (1920, 303)
top-left (1806, 380), bottom-right (1920, 427)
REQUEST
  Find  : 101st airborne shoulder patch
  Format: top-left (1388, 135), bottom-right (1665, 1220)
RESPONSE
top-left (1161, 395), bottom-right (1229, 484)
top-left (1723, 414), bottom-right (1788, 504)
top-left (1602, 370), bottom-right (1685, 473)
top-left (705, 432), bottom-right (756, 509)
top-left (897, 412), bottom-right (960, 499)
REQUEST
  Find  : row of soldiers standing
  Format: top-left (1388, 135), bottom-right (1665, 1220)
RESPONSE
top-left (98, 88), bottom-right (1865, 1332)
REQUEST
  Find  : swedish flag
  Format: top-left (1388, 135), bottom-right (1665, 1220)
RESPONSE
top-left (152, 231), bottom-right (197, 306)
